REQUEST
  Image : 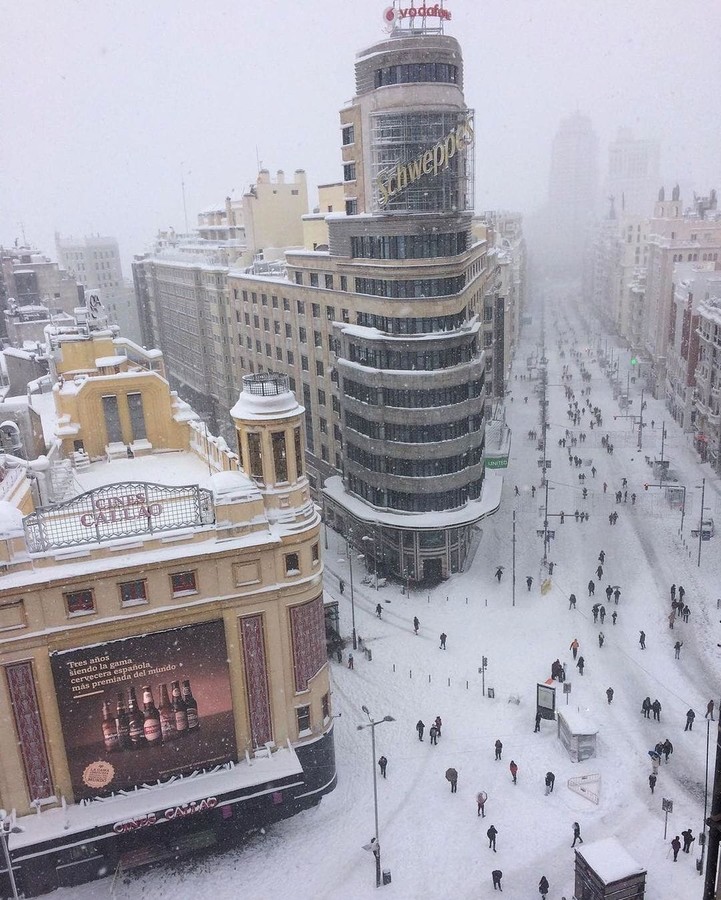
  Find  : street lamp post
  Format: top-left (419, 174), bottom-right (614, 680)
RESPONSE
top-left (0, 810), bottom-right (23, 900)
top-left (697, 478), bottom-right (707, 568)
top-left (344, 527), bottom-right (358, 650)
top-left (358, 707), bottom-right (395, 887)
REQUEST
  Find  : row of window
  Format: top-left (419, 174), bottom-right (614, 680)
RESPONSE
top-left (347, 473), bottom-right (484, 512)
top-left (346, 441), bottom-right (484, 476)
top-left (354, 275), bottom-right (465, 299)
top-left (343, 377), bottom-right (485, 408)
top-left (356, 308), bottom-right (467, 335)
top-left (350, 231), bottom-right (469, 260)
top-left (344, 411), bottom-right (483, 443)
top-left (348, 342), bottom-right (478, 371)
top-left (373, 62), bottom-right (458, 88)
top-left (296, 691), bottom-right (331, 736)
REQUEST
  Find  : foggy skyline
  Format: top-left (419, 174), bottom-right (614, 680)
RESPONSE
top-left (2, 0), bottom-right (720, 267)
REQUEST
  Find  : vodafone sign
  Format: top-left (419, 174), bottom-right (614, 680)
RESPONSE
top-left (383, 3), bottom-right (451, 26)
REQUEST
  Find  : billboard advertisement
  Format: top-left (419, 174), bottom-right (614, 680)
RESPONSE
top-left (50, 620), bottom-right (237, 801)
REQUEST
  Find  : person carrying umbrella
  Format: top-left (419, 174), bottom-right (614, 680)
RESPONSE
top-left (445, 767), bottom-right (458, 793)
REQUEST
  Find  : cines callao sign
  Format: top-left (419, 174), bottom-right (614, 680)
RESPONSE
top-left (376, 117), bottom-right (474, 208)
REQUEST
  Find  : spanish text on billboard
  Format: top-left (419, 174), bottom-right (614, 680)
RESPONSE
top-left (50, 620), bottom-right (237, 801)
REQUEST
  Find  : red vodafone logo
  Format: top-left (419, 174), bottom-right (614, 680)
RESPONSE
top-left (383, 6), bottom-right (396, 23)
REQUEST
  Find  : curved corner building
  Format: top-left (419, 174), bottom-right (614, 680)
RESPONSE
top-left (317, 9), bottom-right (497, 582)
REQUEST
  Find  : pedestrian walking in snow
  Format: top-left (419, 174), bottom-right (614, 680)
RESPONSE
top-left (376, 603), bottom-right (382, 618)
top-left (598, 550), bottom-right (605, 564)
top-left (670, 584), bottom-right (676, 601)
top-left (613, 587), bottom-right (621, 604)
top-left (668, 610), bottom-right (676, 629)
top-left (622, 477), bottom-right (628, 489)
top-left (606, 687), bottom-right (614, 704)
top-left (603, 481), bottom-right (608, 493)
top-left (649, 773), bottom-right (657, 794)
top-left (598, 631), bottom-right (605, 648)
top-left (605, 585), bottom-right (613, 602)
top-left (526, 575), bottom-right (533, 591)
top-left (631, 493), bottom-right (636, 505)
top-left (682, 828), bottom-right (695, 853)
top-left (487, 824), bottom-right (498, 851)
top-left (531, 485), bottom-right (536, 497)
top-left (544, 771), bottom-right (555, 794)
top-left (339, 579), bottom-right (345, 595)
top-left (378, 756), bottom-right (388, 778)
top-left (588, 580), bottom-right (595, 596)
top-left (639, 630), bottom-right (646, 650)
top-left (596, 564), bottom-right (603, 580)
top-left (495, 567), bottom-right (504, 582)
top-left (348, 653), bottom-right (354, 669)
top-left (509, 760), bottom-right (518, 784)
top-left (477, 791), bottom-right (487, 817)
top-left (429, 724), bottom-right (439, 745)
top-left (674, 640), bottom-right (683, 659)
top-left (413, 616), bottom-right (420, 635)
top-left (548, 561), bottom-right (555, 575)
top-left (592, 604), bottom-right (599, 624)
top-left (649, 751), bottom-right (660, 775)
top-left (445, 767), bottom-right (458, 793)
top-left (671, 835), bottom-right (681, 861)
top-left (494, 739), bottom-right (502, 760)
top-left (662, 738), bottom-right (673, 762)
top-left (682, 605), bottom-right (690, 623)
top-left (535, 710), bottom-right (542, 732)
top-left (439, 632), bottom-right (447, 650)
top-left (570, 638), bottom-right (579, 659)
top-left (491, 869), bottom-right (502, 891)
top-left (706, 700), bottom-right (715, 720)
top-left (416, 720), bottom-right (425, 741)
top-left (599, 605), bottom-right (606, 623)
top-left (572, 822), bottom-right (583, 847)
top-left (435, 715), bottom-right (442, 736)
top-left (652, 699), bottom-right (661, 721)
top-left (684, 709), bottom-right (695, 731)
top-left (641, 697), bottom-right (651, 718)
top-left (569, 593), bottom-right (577, 610)
top-left (514, 485), bottom-right (519, 496)
top-left (539, 875), bottom-right (549, 898)
top-left (576, 656), bottom-right (585, 675)
top-left (678, 585), bottom-right (685, 602)
top-left (336, 648), bottom-right (343, 663)
top-left (611, 611), bottom-right (617, 625)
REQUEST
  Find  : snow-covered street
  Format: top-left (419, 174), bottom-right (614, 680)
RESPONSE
top-left (58, 293), bottom-right (720, 899)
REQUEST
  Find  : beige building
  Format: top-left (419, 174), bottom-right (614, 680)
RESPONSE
top-left (0, 331), bottom-right (334, 896)
top-left (242, 169), bottom-right (308, 260)
top-left (692, 285), bottom-right (721, 471)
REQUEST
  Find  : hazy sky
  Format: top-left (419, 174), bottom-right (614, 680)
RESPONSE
top-left (2, 0), bottom-right (720, 271)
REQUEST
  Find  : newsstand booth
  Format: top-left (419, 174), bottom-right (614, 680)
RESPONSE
top-left (557, 709), bottom-right (598, 762)
top-left (574, 837), bottom-right (646, 899)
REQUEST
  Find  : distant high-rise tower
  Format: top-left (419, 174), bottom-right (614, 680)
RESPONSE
top-left (605, 127), bottom-right (659, 217)
top-left (544, 112), bottom-right (599, 275)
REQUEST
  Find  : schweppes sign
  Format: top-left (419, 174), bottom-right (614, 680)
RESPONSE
top-left (377, 117), bottom-right (474, 208)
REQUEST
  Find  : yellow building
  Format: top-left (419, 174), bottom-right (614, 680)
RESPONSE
top-left (0, 336), bottom-right (335, 896)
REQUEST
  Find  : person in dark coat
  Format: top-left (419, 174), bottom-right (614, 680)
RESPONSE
top-left (599, 605), bottom-right (606, 623)
top-left (535, 710), bottom-right (542, 732)
top-left (378, 755), bottom-right (387, 778)
top-left (613, 587), bottom-right (621, 603)
top-left (707, 700), bottom-right (715, 721)
top-left (598, 549), bottom-right (605, 564)
top-left (376, 602), bottom-right (382, 618)
top-left (568, 593), bottom-right (577, 609)
top-left (605, 584), bottom-right (613, 601)
top-left (576, 655), bottom-right (585, 675)
top-left (652, 699), bottom-right (661, 721)
top-left (639, 630), bottom-right (646, 649)
top-left (570, 638), bottom-right (579, 659)
top-left (526, 575), bottom-right (533, 591)
top-left (606, 687), bottom-right (614, 704)
top-left (662, 738), bottom-right (673, 762)
top-left (572, 821), bottom-right (583, 846)
top-left (641, 697), bottom-right (651, 718)
top-left (596, 564), bottom-right (603, 580)
top-left (509, 760), bottom-right (518, 784)
top-left (429, 724), bottom-right (439, 745)
top-left (588, 579), bottom-right (595, 596)
top-left (674, 640), bottom-right (683, 659)
top-left (682, 828), bottom-right (695, 853)
top-left (495, 566), bottom-right (504, 582)
top-left (538, 875), bottom-right (549, 898)
top-left (439, 632), bottom-right (447, 650)
top-left (671, 835), bottom-right (681, 861)
top-left (487, 824), bottom-right (498, 851)
top-left (434, 715), bottom-right (442, 736)
top-left (544, 771), bottom-right (555, 794)
top-left (670, 583), bottom-right (676, 601)
top-left (649, 773), bottom-right (657, 793)
top-left (491, 869), bottom-right (503, 891)
top-left (495, 739), bottom-right (502, 760)
top-left (413, 616), bottom-right (420, 634)
top-left (445, 767), bottom-right (458, 793)
top-left (598, 631), bottom-right (605, 648)
top-left (477, 791), bottom-right (487, 817)
top-left (685, 709), bottom-right (695, 731)
top-left (678, 585), bottom-right (685, 602)
top-left (416, 720), bottom-right (425, 741)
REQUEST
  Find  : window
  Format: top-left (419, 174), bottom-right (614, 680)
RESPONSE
top-left (295, 272), bottom-right (303, 285)
top-left (127, 392), bottom-right (147, 441)
top-left (285, 552), bottom-right (300, 575)
top-left (299, 327), bottom-right (307, 343)
top-left (294, 426), bottom-right (304, 476)
top-left (272, 295), bottom-right (279, 308)
top-left (297, 300), bottom-right (305, 314)
top-left (285, 323), bottom-right (292, 338)
top-left (287, 350), bottom-right (295, 365)
top-left (247, 432), bottom-right (264, 479)
top-left (312, 543), bottom-right (320, 566)
top-left (244, 312), bottom-right (250, 325)
top-left (171, 571), bottom-right (197, 596)
top-left (314, 330), bottom-right (322, 347)
top-left (317, 389), bottom-right (326, 406)
top-left (253, 315), bottom-right (260, 328)
top-left (316, 360), bottom-right (324, 376)
top-left (343, 163), bottom-right (356, 182)
top-left (321, 444), bottom-right (329, 462)
top-left (310, 273), bottom-right (319, 288)
top-left (261, 293), bottom-right (268, 306)
top-left (325, 274), bottom-right (334, 289)
top-left (341, 124), bottom-right (355, 145)
top-left (345, 199), bottom-right (358, 216)
top-left (272, 431), bottom-right (289, 482)
top-left (322, 691), bottom-right (330, 719)
top-left (276, 347), bottom-right (283, 361)
top-left (283, 297), bottom-right (291, 311)
top-left (319, 417), bottom-right (327, 434)
top-left (296, 705), bottom-right (311, 733)
top-left (274, 321), bottom-right (280, 335)
top-left (301, 355), bottom-right (309, 371)
top-left (263, 318), bottom-right (269, 331)
top-left (326, 306), bottom-right (335, 321)
top-left (340, 276), bottom-right (348, 291)
top-left (120, 580), bottom-right (147, 607)
top-left (101, 395), bottom-right (122, 443)
top-left (342, 308), bottom-right (350, 323)
top-left (312, 303), bottom-right (320, 318)
top-left (64, 589), bottom-right (95, 616)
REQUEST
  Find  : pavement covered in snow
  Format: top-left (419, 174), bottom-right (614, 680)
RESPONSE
top-left (51, 297), bottom-right (720, 899)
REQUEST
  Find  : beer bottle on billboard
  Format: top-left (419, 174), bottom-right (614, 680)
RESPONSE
top-left (158, 683), bottom-right (177, 742)
top-left (127, 686), bottom-right (146, 748)
top-left (115, 692), bottom-right (131, 750)
top-left (171, 680), bottom-right (188, 735)
top-left (102, 699), bottom-right (119, 752)
top-left (181, 678), bottom-right (199, 730)
top-left (142, 685), bottom-right (162, 746)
